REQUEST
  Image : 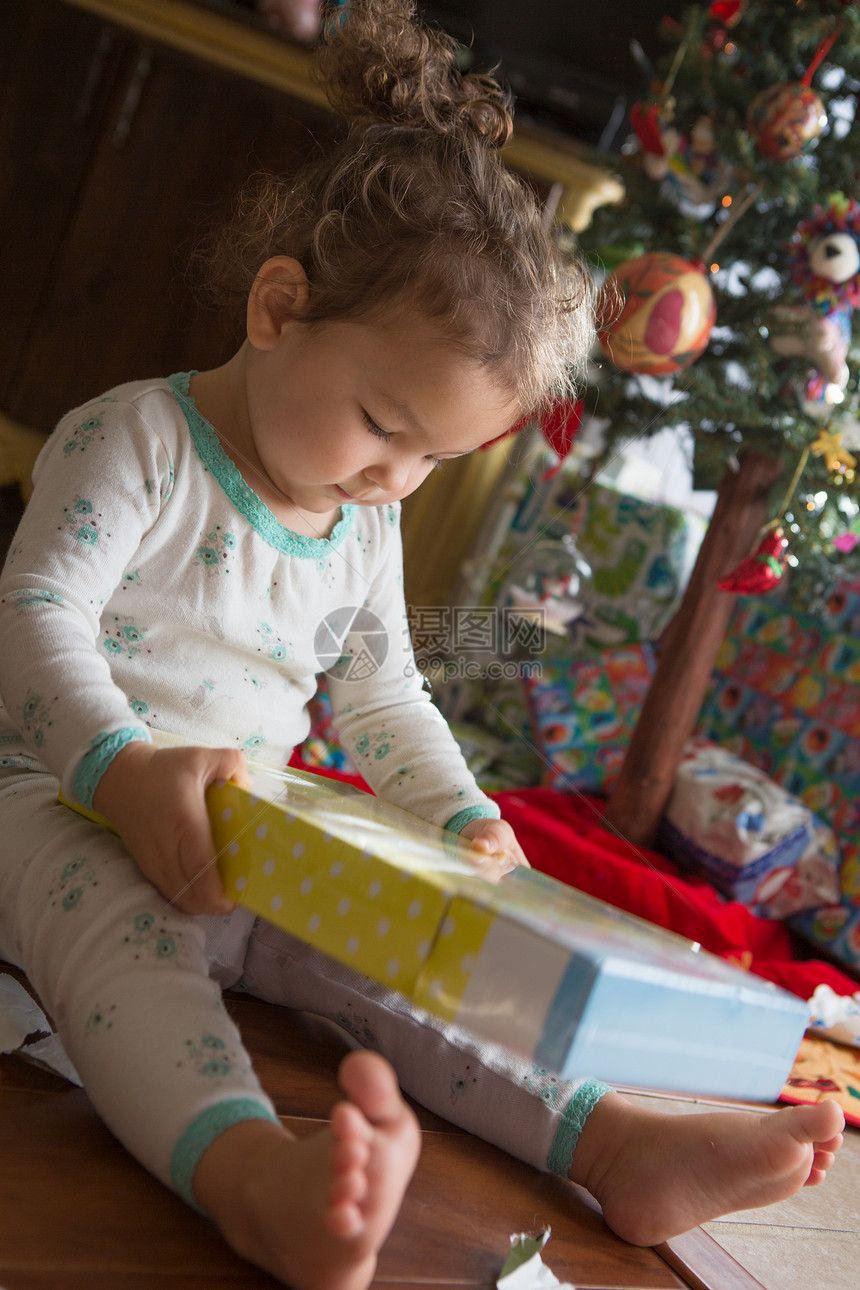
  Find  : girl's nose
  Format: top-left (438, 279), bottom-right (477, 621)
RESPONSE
top-left (365, 456), bottom-right (412, 494)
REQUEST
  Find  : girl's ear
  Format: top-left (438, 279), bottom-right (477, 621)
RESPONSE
top-left (247, 256), bottom-right (310, 349)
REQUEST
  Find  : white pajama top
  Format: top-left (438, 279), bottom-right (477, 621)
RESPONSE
top-left (0, 373), bottom-right (498, 833)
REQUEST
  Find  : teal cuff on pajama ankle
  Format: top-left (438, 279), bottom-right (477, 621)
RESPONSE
top-left (170, 1098), bottom-right (280, 1211)
top-left (546, 1079), bottom-right (612, 1177)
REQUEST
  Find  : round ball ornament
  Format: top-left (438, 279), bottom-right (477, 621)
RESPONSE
top-left (746, 82), bottom-right (827, 160)
top-left (598, 252), bottom-right (716, 376)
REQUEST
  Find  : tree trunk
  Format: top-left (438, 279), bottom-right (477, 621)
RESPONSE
top-left (602, 449), bottom-right (785, 847)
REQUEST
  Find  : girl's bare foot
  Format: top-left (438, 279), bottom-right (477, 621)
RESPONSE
top-left (569, 1090), bottom-right (845, 1247)
top-left (193, 1050), bottom-right (421, 1290)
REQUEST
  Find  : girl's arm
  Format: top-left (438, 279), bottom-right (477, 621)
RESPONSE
top-left (325, 504), bottom-right (522, 858)
top-left (0, 393), bottom-right (237, 911)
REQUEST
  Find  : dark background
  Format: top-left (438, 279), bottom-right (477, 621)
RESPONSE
top-left (420, 1), bottom-right (689, 148)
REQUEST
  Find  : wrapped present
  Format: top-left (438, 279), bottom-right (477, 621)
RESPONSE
top-left (567, 484), bottom-right (707, 648)
top-left (697, 577), bottom-right (860, 916)
top-left (523, 644), bottom-right (656, 792)
top-left (790, 898), bottom-right (860, 975)
top-left (209, 762), bottom-right (809, 1101)
top-left (659, 738), bottom-right (842, 919)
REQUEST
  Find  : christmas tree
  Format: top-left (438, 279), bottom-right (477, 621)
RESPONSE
top-left (573, 0), bottom-right (860, 842)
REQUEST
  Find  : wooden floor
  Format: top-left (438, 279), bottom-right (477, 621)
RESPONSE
top-left (0, 965), bottom-right (764, 1290)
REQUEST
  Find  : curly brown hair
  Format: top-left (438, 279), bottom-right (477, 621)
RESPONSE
top-left (197, 0), bottom-right (594, 414)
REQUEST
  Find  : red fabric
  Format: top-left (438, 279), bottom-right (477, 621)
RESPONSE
top-left (288, 754), bottom-right (859, 1000)
top-left (493, 786), bottom-right (859, 1000)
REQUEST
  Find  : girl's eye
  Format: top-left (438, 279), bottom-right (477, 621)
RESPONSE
top-left (364, 410), bottom-right (442, 470)
top-left (363, 411), bottom-right (391, 441)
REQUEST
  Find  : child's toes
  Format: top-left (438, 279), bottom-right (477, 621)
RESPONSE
top-left (331, 1100), bottom-right (373, 1149)
top-left (330, 1126), bottom-right (371, 1177)
top-left (329, 1162), bottom-right (367, 1206)
top-left (325, 1195), bottom-right (365, 1240)
top-left (807, 1149), bottom-right (836, 1183)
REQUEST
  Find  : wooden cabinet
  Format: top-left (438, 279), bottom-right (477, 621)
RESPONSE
top-left (0, 0), bottom-right (338, 431)
top-left (0, 0), bottom-right (620, 600)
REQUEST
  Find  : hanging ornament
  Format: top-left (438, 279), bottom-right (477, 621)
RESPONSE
top-left (633, 106), bottom-right (731, 205)
top-left (538, 399), bottom-right (584, 478)
top-left (708, 1), bottom-right (744, 25)
top-left (707, 1), bottom-right (745, 54)
top-left (768, 304), bottom-right (850, 405)
top-left (500, 535), bottom-right (592, 636)
top-left (597, 252), bottom-right (716, 375)
top-left (628, 35), bottom-right (732, 204)
top-left (480, 398), bottom-right (583, 476)
top-left (746, 82), bottom-right (827, 160)
top-left (777, 195), bottom-right (860, 406)
top-left (717, 527), bottom-right (790, 594)
top-left (787, 194), bottom-right (860, 312)
top-left (747, 22), bottom-right (839, 161)
top-left (810, 426), bottom-right (858, 474)
top-left (778, 193), bottom-right (860, 405)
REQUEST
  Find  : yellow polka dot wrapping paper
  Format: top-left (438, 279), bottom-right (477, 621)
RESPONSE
top-left (209, 766), bottom-right (474, 998)
top-left (208, 762), bottom-right (811, 1102)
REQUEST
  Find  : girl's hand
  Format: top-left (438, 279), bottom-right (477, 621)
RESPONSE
top-left (457, 817), bottom-right (530, 878)
top-left (91, 742), bottom-right (252, 915)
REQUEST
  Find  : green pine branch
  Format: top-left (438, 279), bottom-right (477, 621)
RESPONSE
top-left (576, 0), bottom-right (860, 595)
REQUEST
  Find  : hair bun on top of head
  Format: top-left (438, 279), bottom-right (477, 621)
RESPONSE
top-left (313, 0), bottom-right (513, 149)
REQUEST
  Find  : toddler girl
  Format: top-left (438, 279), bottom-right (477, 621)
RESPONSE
top-left (0, 2), bottom-right (843, 1287)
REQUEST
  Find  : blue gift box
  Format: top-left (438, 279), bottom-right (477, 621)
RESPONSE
top-left (436, 865), bottom-right (809, 1101)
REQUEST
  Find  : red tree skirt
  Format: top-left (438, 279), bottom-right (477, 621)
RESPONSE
top-left (493, 786), bottom-right (858, 1001)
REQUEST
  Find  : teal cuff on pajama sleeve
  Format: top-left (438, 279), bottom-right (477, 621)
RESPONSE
top-left (546, 1079), bottom-right (612, 1177)
top-left (171, 1098), bottom-right (281, 1210)
top-left (445, 803), bottom-right (501, 834)
top-left (72, 727), bottom-right (152, 809)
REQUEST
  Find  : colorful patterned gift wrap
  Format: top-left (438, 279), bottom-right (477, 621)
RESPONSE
top-left (523, 644), bottom-right (656, 792)
top-left (781, 1033), bottom-right (860, 1128)
top-left (210, 764), bottom-right (809, 1102)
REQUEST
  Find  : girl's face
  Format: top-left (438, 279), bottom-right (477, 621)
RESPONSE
top-left (243, 302), bottom-right (522, 523)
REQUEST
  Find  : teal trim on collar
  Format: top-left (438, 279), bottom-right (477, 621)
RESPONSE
top-left (167, 372), bottom-right (355, 557)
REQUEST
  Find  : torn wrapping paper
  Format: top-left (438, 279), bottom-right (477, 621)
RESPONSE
top-left (0, 973), bottom-right (81, 1085)
top-left (497, 1230), bottom-right (578, 1290)
top-left (807, 983), bottom-right (860, 1049)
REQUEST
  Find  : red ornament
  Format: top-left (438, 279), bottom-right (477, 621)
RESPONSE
top-left (717, 529), bottom-right (789, 594)
top-left (598, 252), bottom-right (716, 376)
top-left (539, 399), bottom-right (583, 472)
top-left (709, 1), bottom-right (744, 25)
top-left (481, 398), bottom-right (583, 471)
top-left (630, 100), bottom-right (666, 156)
